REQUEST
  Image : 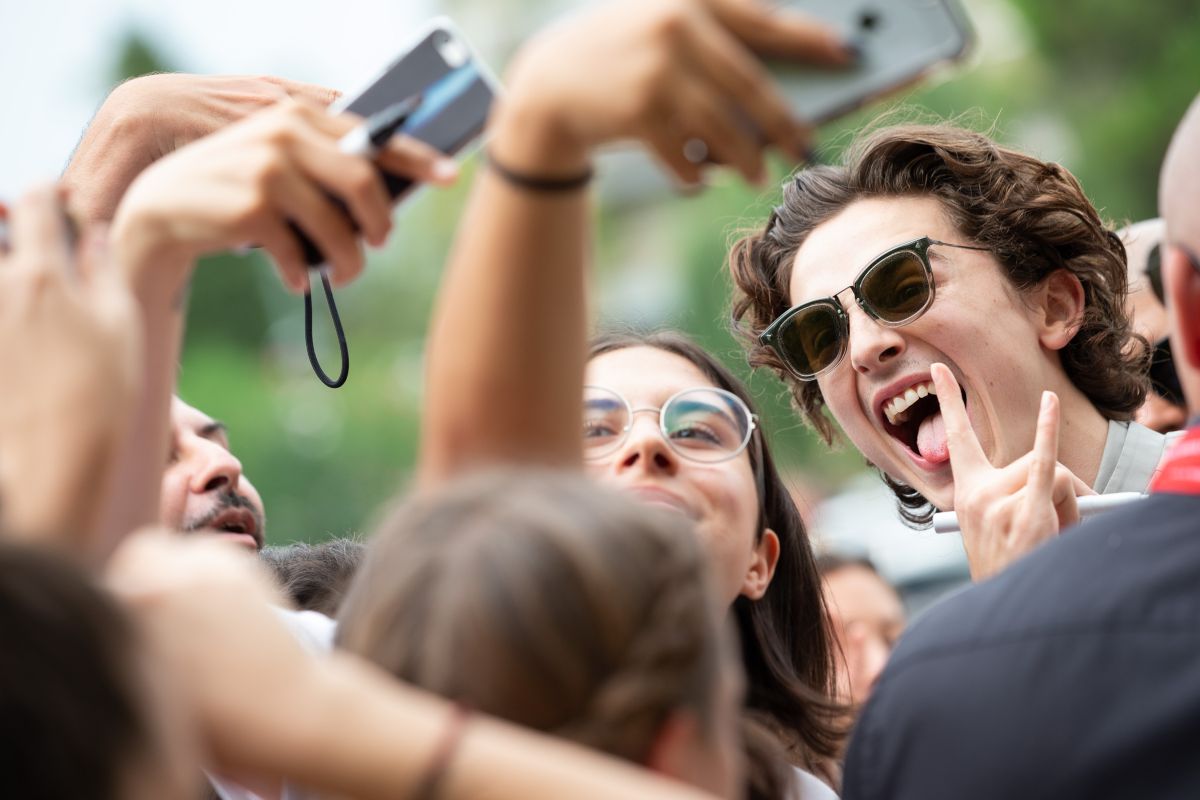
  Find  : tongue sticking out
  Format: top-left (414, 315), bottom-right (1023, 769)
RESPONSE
top-left (916, 410), bottom-right (949, 463)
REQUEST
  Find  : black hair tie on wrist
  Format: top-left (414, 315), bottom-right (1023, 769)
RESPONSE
top-left (487, 150), bottom-right (593, 193)
top-left (304, 268), bottom-right (349, 389)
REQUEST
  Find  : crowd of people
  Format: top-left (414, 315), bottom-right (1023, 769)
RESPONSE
top-left (4, 0), bottom-right (1199, 798)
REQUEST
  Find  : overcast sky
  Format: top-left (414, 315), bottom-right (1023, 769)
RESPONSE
top-left (0, 0), bottom-right (475, 198)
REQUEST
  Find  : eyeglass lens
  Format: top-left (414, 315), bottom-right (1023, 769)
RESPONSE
top-left (582, 387), bottom-right (752, 462)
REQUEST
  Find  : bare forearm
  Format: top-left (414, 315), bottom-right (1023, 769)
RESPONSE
top-left (418, 97), bottom-right (592, 486)
top-left (62, 85), bottom-right (157, 224)
top-left (94, 229), bottom-right (191, 561)
top-left (286, 655), bottom-right (716, 800)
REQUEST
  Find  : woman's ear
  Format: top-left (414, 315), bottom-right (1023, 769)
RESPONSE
top-left (1034, 269), bottom-right (1087, 351)
top-left (740, 528), bottom-right (780, 601)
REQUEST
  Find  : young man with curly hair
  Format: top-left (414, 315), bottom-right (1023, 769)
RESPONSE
top-left (730, 124), bottom-right (1171, 575)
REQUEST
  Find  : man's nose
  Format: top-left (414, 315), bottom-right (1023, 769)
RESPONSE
top-left (847, 303), bottom-right (907, 375)
top-left (188, 440), bottom-right (243, 494)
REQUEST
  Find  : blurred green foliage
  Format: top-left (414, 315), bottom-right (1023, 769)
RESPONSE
top-left (107, 0), bottom-right (1200, 544)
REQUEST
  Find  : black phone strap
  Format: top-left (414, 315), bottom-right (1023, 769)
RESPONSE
top-left (304, 268), bottom-right (349, 388)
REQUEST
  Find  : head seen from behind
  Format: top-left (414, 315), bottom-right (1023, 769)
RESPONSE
top-left (337, 471), bottom-right (743, 798)
top-left (732, 123), bottom-right (1147, 523)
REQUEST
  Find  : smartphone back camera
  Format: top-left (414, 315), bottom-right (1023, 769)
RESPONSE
top-left (432, 31), bottom-right (469, 69)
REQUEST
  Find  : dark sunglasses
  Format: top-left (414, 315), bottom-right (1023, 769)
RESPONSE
top-left (759, 236), bottom-right (989, 380)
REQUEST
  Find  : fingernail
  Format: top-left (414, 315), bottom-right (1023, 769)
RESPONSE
top-left (1041, 391), bottom-right (1053, 412)
top-left (432, 159), bottom-right (459, 183)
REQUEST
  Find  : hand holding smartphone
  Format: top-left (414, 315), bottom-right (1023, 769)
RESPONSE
top-left (770, 0), bottom-right (974, 125)
top-left (294, 19), bottom-right (499, 266)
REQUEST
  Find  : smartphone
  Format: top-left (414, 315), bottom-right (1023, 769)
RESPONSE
top-left (334, 18), bottom-right (499, 200)
top-left (296, 18), bottom-right (498, 265)
top-left (770, 0), bottom-right (974, 125)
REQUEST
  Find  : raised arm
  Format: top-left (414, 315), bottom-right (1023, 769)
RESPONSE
top-left (108, 530), bottom-right (722, 800)
top-left (418, 0), bottom-right (850, 486)
top-left (64, 83), bottom-right (457, 557)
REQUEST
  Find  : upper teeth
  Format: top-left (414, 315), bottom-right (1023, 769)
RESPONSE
top-left (884, 380), bottom-right (937, 426)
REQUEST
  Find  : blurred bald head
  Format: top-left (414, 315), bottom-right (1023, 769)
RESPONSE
top-left (1162, 97), bottom-right (1200, 250)
top-left (1158, 94), bottom-right (1200, 416)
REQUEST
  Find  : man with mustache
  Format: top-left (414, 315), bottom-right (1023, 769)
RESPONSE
top-left (162, 396), bottom-right (266, 550)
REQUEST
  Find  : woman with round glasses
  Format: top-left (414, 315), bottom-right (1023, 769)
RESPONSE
top-left (426, 328), bottom-right (844, 795)
top-left (420, 1), bottom-right (853, 791)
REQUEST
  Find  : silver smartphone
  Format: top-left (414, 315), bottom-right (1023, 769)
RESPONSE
top-left (771, 0), bottom-right (974, 124)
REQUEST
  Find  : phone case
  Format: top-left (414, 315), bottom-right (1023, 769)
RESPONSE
top-left (771, 0), bottom-right (975, 124)
top-left (333, 17), bottom-right (501, 200)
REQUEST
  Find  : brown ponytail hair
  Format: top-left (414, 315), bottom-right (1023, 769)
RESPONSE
top-left (336, 470), bottom-right (730, 765)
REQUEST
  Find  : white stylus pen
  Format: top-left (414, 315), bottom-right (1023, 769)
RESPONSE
top-left (336, 93), bottom-right (423, 158)
top-left (931, 491), bottom-right (1148, 534)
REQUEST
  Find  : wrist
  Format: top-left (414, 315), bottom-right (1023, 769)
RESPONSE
top-left (110, 206), bottom-right (194, 305)
top-left (488, 88), bottom-right (592, 179)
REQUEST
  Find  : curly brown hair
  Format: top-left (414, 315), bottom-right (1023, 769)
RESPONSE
top-left (729, 123), bottom-right (1150, 524)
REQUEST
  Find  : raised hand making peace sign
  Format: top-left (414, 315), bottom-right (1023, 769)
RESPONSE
top-left (931, 363), bottom-right (1095, 580)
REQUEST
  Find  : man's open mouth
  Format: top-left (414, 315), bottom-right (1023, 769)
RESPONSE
top-left (201, 507), bottom-right (261, 548)
top-left (878, 378), bottom-right (963, 465)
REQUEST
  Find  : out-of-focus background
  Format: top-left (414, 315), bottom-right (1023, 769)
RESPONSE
top-left (7, 0), bottom-right (1198, 607)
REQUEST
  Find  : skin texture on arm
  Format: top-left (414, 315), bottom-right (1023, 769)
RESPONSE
top-left (418, 0), bottom-right (850, 487)
top-left (108, 531), bottom-right (720, 800)
top-left (62, 74), bottom-right (341, 225)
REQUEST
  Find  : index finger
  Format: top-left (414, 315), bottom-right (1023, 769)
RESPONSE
top-left (1024, 390), bottom-right (1061, 502)
top-left (709, 0), bottom-right (854, 64)
top-left (930, 362), bottom-right (989, 477)
top-left (8, 184), bottom-right (74, 272)
top-left (262, 76), bottom-right (342, 108)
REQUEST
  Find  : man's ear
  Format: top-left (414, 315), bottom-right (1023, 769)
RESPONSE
top-left (1164, 244), bottom-right (1200, 371)
top-left (740, 528), bottom-right (780, 601)
top-left (1034, 269), bottom-right (1087, 351)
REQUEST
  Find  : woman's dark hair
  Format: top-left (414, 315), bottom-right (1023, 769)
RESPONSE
top-left (589, 330), bottom-right (845, 775)
top-left (729, 122), bottom-right (1150, 525)
top-left (0, 544), bottom-right (154, 799)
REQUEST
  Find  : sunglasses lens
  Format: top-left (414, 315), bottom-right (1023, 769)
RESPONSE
top-left (860, 249), bottom-right (931, 323)
top-left (778, 302), bottom-right (845, 378)
top-left (662, 389), bottom-right (752, 462)
top-left (583, 386), bottom-right (629, 459)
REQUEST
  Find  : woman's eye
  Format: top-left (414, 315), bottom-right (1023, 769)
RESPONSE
top-left (583, 421), bottom-right (618, 438)
top-left (671, 423), bottom-right (722, 446)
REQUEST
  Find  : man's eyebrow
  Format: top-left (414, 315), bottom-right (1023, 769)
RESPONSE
top-left (198, 421), bottom-right (229, 440)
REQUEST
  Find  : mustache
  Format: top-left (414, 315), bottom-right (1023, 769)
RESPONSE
top-left (184, 491), bottom-right (265, 535)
